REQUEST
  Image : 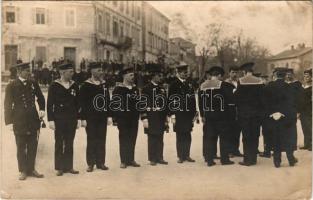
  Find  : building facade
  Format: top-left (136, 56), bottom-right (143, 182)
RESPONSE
top-left (2, 1), bottom-right (95, 74)
top-left (142, 2), bottom-right (170, 62)
top-left (168, 37), bottom-right (197, 73)
top-left (267, 44), bottom-right (312, 77)
top-left (94, 1), bottom-right (142, 63)
top-left (2, 1), bottom-right (165, 77)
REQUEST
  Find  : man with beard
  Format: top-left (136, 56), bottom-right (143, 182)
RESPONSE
top-left (112, 65), bottom-right (141, 169)
top-left (235, 62), bottom-right (264, 166)
top-left (47, 62), bottom-right (81, 176)
top-left (168, 62), bottom-right (197, 163)
top-left (4, 62), bottom-right (45, 180)
top-left (198, 66), bottom-right (235, 166)
top-left (141, 64), bottom-right (169, 166)
top-left (80, 62), bottom-right (112, 172)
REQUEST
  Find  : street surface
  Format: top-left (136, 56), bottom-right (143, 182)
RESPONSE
top-left (0, 92), bottom-right (312, 200)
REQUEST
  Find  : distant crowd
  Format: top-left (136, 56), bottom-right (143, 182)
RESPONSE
top-left (9, 58), bottom-right (200, 90)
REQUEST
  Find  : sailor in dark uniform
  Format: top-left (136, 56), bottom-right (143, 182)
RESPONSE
top-left (259, 75), bottom-right (273, 158)
top-left (112, 66), bottom-right (141, 169)
top-left (198, 66), bottom-right (235, 166)
top-left (80, 62), bottom-right (112, 172)
top-left (199, 69), bottom-right (214, 162)
top-left (224, 66), bottom-right (243, 157)
top-left (47, 62), bottom-right (80, 176)
top-left (285, 68), bottom-right (303, 152)
top-left (141, 64), bottom-right (169, 166)
top-left (235, 62), bottom-right (264, 166)
top-left (4, 62), bottom-right (45, 180)
top-left (168, 62), bottom-right (197, 163)
top-left (263, 68), bottom-right (298, 167)
top-left (299, 69), bottom-right (312, 151)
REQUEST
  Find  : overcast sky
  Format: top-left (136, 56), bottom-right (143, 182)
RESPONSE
top-left (149, 1), bottom-right (312, 55)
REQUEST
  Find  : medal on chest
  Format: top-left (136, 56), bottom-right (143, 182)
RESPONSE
top-left (71, 88), bottom-right (76, 96)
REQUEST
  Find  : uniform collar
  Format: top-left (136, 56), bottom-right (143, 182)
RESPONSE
top-left (55, 79), bottom-right (75, 89)
top-left (151, 81), bottom-right (158, 86)
top-left (85, 78), bottom-right (105, 85)
top-left (18, 77), bottom-right (27, 83)
top-left (177, 76), bottom-right (186, 83)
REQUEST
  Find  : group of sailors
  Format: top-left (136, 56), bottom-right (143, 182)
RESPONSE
top-left (4, 60), bottom-right (312, 181)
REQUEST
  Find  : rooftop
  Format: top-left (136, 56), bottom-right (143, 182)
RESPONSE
top-left (268, 45), bottom-right (312, 61)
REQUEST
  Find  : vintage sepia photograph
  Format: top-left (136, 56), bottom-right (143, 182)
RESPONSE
top-left (1, 1), bottom-right (312, 199)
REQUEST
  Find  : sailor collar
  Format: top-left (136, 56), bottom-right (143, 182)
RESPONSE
top-left (85, 78), bottom-right (105, 85)
top-left (151, 81), bottom-right (158, 86)
top-left (119, 83), bottom-right (136, 90)
top-left (55, 79), bottom-right (75, 89)
top-left (239, 75), bottom-right (263, 85)
top-left (177, 76), bottom-right (186, 83)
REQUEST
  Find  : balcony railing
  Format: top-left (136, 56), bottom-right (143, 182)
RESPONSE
top-left (96, 33), bottom-right (132, 50)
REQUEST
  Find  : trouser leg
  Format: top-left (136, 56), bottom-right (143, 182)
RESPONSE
top-left (26, 132), bottom-right (38, 173)
top-left (15, 135), bottom-right (27, 172)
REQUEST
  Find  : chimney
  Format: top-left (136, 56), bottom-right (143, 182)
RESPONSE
top-left (302, 43), bottom-right (306, 48)
top-left (291, 45), bottom-right (294, 50)
top-left (297, 43), bottom-right (302, 49)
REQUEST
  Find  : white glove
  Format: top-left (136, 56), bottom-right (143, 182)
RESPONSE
top-left (49, 121), bottom-right (55, 130)
top-left (107, 117), bottom-right (113, 126)
top-left (171, 117), bottom-right (176, 125)
top-left (39, 110), bottom-right (45, 118)
top-left (201, 117), bottom-right (206, 124)
top-left (76, 120), bottom-right (81, 129)
top-left (271, 112), bottom-right (285, 121)
top-left (7, 124), bottom-right (13, 131)
top-left (143, 119), bottom-right (149, 129)
top-left (81, 120), bottom-right (87, 127)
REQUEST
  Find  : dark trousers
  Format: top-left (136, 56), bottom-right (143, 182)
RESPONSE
top-left (176, 132), bottom-right (192, 160)
top-left (272, 119), bottom-right (295, 164)
top-left (86, 119), bottom-right (107, 167)
top-left (203, 124), bottom-right (217, 161)
top-left (117, 120), bottom-right (139, 164)
top-left (54, 119), bottom-right (77, 171)
top-left (14, 132), bottom-right (38, 173)
top-left (228, 120), bottom-right (241, 154)
top-left (240, 118), bottom-right (261, 164)
top-left (300, 114), bottom-right (312, 148)
top-left (147, 134), bottom-right (164, 162)
top-left (262, 119), bottom-right (273, 153)
top-left (205, 121), bottom-right (230, 163)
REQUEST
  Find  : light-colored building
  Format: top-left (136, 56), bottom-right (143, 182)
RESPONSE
top-left (95, 1), bottom-right (143, 63)
top-left (2, 1), bottom-right (95, 73)
top-left (168, 37), bottom-right (197, 72)
top-left (267, 44), bottom-right (312, 76)
top-left (2, 1), bottom-right (144, 77)
top-left (142, 2), bottom-right (170, 62)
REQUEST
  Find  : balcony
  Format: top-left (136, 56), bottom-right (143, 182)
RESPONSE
top-left (96, 33), bottom-right (132, 50)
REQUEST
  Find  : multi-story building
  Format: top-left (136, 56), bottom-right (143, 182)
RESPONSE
top-left (2, 1), bottom-right (145, 77)
top-left (168, 37), bottom-right (197, 72)
top-left (142, 2), bottom-right (170, 62)
top-left (267, 43), bottom-right (312, 77)
top-left (2, 1), bottom-right (95, 74)
top-left (94, 1), bottom-right (143, 63)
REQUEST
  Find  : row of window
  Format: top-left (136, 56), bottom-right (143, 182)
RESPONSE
top-left (97, 11), bottom-right (141, 47)
top-left (147, 11), bottom-right (168, 35)
top-left (110, 1), bottom-right (141, 21)
top-left (5, 6), bottom-right (76, 27)
top-left (148, 32), bottom-right (168, 52)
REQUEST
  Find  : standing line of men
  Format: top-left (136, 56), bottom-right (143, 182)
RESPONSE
top-left (4, 60), bottom-right (312, 180)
